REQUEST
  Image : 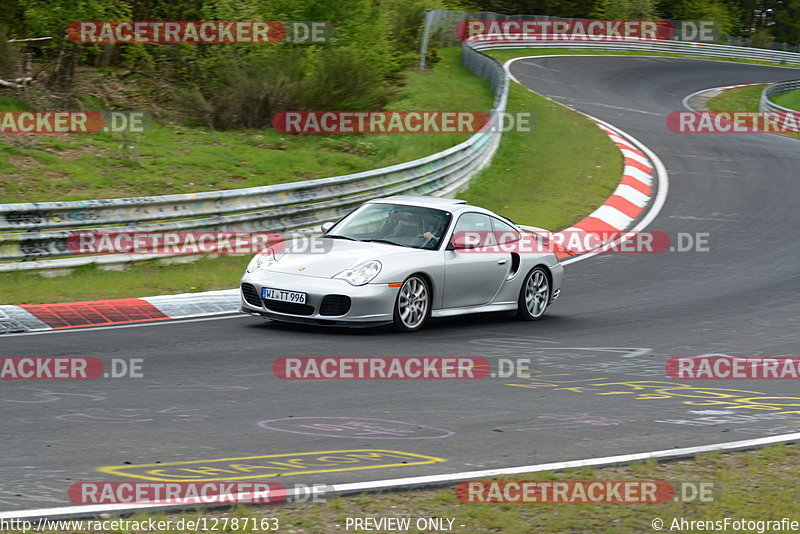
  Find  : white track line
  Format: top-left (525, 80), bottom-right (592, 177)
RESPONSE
top-left (502, 55), bottom-right (669, 266)
top-left (4, 432), bottom-right (799, 520)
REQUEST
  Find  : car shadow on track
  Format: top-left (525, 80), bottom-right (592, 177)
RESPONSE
top-left (241, 311), bottom-right (561, 337)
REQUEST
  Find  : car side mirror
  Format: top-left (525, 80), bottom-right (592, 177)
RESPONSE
top-left (321, 221), bottom-right (335, 233)
top-left (450, 235), bottom-right (477, 250)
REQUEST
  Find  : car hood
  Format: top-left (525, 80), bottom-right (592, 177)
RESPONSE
top-left (268, 238), bottom-right (418, 278)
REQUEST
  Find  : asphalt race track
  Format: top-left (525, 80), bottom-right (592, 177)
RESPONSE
top-left (3, 56), bottom-right (800, 513)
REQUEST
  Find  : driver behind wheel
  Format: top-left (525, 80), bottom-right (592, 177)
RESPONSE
top-left (420, 212), bottom-right (448, 249)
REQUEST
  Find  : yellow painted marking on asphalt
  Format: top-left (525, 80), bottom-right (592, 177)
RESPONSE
top-left (97, 449), bottom-right (446, 481)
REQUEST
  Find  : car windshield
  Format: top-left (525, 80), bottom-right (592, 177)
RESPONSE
top-left (325, 203), bottom-right (452, 250)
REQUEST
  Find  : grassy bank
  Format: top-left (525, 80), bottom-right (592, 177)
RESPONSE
top-left (459, 80), bottom-right (620, 229)
top-left (705, 84), bottom-right (766, 111)
top-left (706, 84), bottom-right (800, 140)
top-left (1, 48), bottom-right (623, 304)
top-left (0, 47), bottom-right (490, 303)
top-left (0, 48), bottom-right (492, 203)
top-left (772, 88), bottom-right (800, 110)
top-left (20, 443), bottom-right (798, 533)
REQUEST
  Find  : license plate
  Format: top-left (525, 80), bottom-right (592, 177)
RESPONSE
top-left (262, 287), bottom-right (307, 304)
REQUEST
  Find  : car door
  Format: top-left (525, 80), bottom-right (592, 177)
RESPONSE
top-left (443, 212), bottom-right (511, 309)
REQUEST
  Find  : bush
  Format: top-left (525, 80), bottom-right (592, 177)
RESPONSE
top-left (6, 0), bottom-right (446, 129)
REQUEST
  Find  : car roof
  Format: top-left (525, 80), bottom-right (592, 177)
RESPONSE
top-left (368, 195), bottom-right (470, 210)
top-left (363, 196), bottom-right (517, 226)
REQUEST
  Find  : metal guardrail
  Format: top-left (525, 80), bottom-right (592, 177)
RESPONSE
top-left (467, 36), bottom-right (800, 66)
top-left (760, 79), bottom-right (800, 112)
top-left (5, 21), bottom-right (800, 271)
top-left (0, 49), bottom-right (508, 270)
top-left (418, 9), bottom-right (800, 65)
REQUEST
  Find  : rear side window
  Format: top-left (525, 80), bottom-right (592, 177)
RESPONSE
top-left (490, 217), bottom-right (521, 244)
top-left (453, 212), bottom-right (493, 233)
top-left (452, 212), bottom-right (496, 247)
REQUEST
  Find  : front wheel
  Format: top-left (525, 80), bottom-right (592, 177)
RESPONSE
top-left (393, 275), bottom-right (430, 332)
top-left (517, 266), bottom-right (550, 320)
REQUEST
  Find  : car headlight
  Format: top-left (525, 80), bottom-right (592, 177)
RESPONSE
top-left (334, 260), bottom-right (382, 286)
top-left (246, 249), bottom-right (275, 273)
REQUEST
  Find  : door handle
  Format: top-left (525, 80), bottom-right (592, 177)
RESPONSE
top-left (497, 258), bottom-right (508, 265)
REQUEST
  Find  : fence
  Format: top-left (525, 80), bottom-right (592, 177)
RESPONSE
top-left (0, 53), bottom-right (508, 270)
top-left (760, 79), bottom-right (800, 112)
top-left (466, 37), bottom-right (800, 66)
top-left (5, 11), bottom-right (800, 271)
top-left (419, 9), bottom-right (800, 68)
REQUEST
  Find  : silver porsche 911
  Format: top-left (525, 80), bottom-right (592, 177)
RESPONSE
top-left (240, 196), bottom-right (563, 332)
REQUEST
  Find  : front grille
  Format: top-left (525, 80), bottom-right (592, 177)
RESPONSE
top-left (263, 299), bottom-right (315, 316)
top-left (319, 294), bottom-right (352, 316)
top-left (241, 283), bottom-right (262, 307)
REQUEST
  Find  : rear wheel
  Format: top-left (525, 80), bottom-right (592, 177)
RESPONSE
top-left (517, 266), bottom-right (550, 320)
top-left (393, 275), bottom-right (430, 332)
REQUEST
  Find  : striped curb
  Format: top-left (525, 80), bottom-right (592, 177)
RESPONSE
top-left (0, 290), bottom-right (239, 334)
top-left (548, 120), bottom-right (655, 259)
top-left (0, 120), bottom-right (657, 335)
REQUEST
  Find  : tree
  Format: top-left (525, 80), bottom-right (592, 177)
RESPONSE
top-left (772, 0), bottom-right (800, 44)
top-left (664, 0), bottom-right (741, 36)
top-left (594, 0), bottom-right (659, 18)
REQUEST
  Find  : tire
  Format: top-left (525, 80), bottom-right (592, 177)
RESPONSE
top-left (393, 275), bottom-right (430, 332)
top-left (517, 266), bottom-right (551, 321)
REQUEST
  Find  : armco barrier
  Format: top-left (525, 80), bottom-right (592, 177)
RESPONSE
top-left (760, 79), bottom-right (800, 112)
top-left (419, 9), bottom-right (800, 64)
top-left (465, 35), bottom-right (800, 66)
top-left (0, 53), bottom-right (508, 270)
top-left (5, 23), bottom-right (800, 271)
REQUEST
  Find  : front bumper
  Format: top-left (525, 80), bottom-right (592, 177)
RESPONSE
top-left (240, 270), bottom-right (397, 326)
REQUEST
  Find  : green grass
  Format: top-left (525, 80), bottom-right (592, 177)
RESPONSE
top-left (0, 256), bottom-right (250, 304)
top-left (706, 84), bottom-right (800, 140)
top-left (773, 88), bottom-right (800, 110)
top-left (0, 48), bottom-right (492, 203)
top-left (1, 48), bottom-right (623, 304)
top-left (18, 443), bottom-right (799, 533)
top-left (459, 81), bottom-right (620, 229)
top-left (705, 84), bottom-right (765, 111)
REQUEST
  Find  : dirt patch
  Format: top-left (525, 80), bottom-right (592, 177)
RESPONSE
top-left (7, 154), bottom-right (41, 170)
top-left (48, 142), bottom-right (101, 160)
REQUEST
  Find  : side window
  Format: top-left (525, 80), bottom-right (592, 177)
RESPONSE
top-left (491, 217), bottom-right (521, 244)
top-left (453, 212), bottom-right (495, 246)
top-left (454, 212), bottom-right (493, 232)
